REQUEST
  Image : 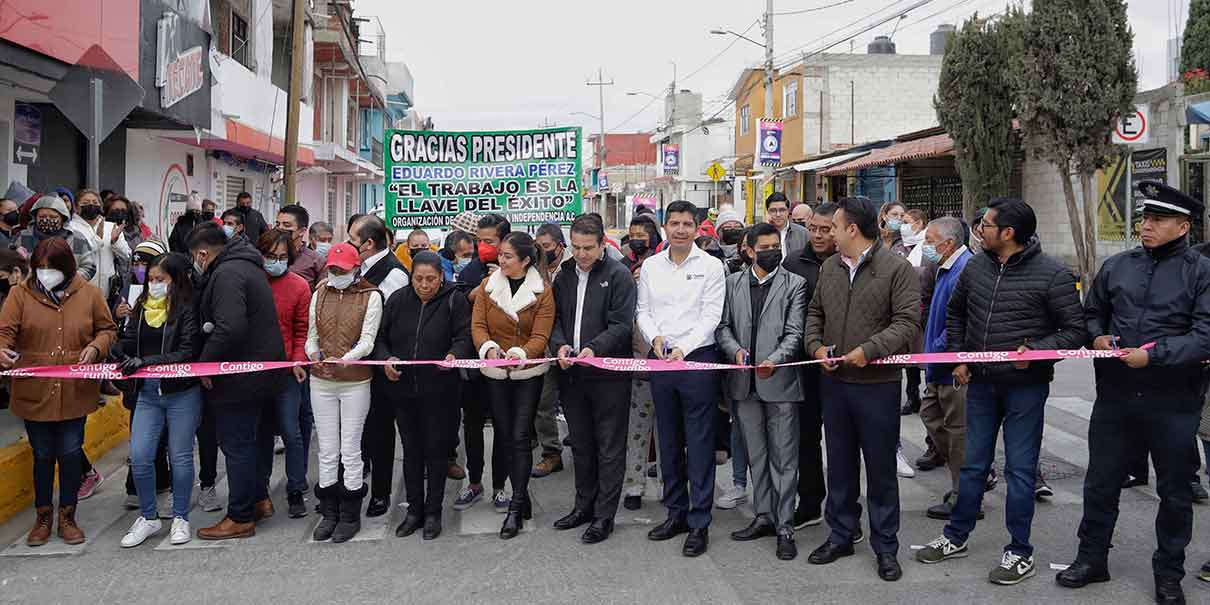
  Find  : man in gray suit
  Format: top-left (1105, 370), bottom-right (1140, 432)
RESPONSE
top-left (765, 192), bottom-right (809, 260)
top-left (715, 222), bottom-right (808, 561)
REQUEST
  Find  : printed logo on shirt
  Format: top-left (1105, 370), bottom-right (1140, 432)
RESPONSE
top-left (686, 273), bottom-right (706, 281)
top-left (600, 281), bottom-right (608, 288)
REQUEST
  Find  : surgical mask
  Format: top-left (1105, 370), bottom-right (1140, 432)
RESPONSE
top-left (886, 218), bottom-right (903, 232)
top-left (719, 243), bottom-right (737, 258)
top-left (147, 282), bottom-right (169, 300)
top-left (315, 242), bottom-right (332, 260)
top-left (264, 259), bottom-right (288, 277)
top-left (755, 249), bottom-right (782, 273)
top-left (131, 265), bottom-right (147, 285)
top-left (899, 223), bottom-right (917, 239)
top-left (78, 205), bottom-right (101, 221)
top-left (921, 243), bottom-right (942, 264)
top-left (35, 217), bottom-right (61, 235)
top-left (628, 239), bottom-right (649, 256)
top-left (478, 241), bottom-right (498, 263)
top-left (453, 257), bottom-right (472, 272)
top-left (36, 268), bottom-right (64, 290)
top-left (328, 271), bottom-right (356, 290)
top-left (2, 211), bottom-right (19, 227)
top-left (222, 225), bottom-right (236, 239)
top-left (719, 229), bottom-right (743, 245)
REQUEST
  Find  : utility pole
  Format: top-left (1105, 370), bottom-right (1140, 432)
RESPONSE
top-left (283, 0), bottom-right (305, 205)
top-left (587, 67), bottom-right (614, 215)
top-left (761, 0), bottom-right (774, 210)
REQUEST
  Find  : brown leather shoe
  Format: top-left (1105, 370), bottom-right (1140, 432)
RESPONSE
top-left (26, 506), bottom-right (52, 546)
top-left (197, 517), bottom-right (256, 540)
top-left (531, 454), bottom-right (564, 478)
top-left (57, 505), bottom-right (85, 545)
top-left (447, 462), bottom-right (466, 480)
top-left (254, 498), bottom-right (275, 522)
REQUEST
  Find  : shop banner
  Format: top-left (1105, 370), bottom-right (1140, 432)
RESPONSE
top-left (384, 127), bottom-right (583, 230)
top-left (757, 119), bottom-right (784, 167)
top-left (662, 143), bottom-right (680, 174)
top-left (1096, 153), bottom-right (1129, 241)
top-left (1130, 148), bottom-right (1168, 238)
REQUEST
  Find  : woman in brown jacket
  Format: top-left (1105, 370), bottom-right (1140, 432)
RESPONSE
top-left (472, 231), bottom-right (555, 539)
top-left (0, 238), bottom-right (117, 547)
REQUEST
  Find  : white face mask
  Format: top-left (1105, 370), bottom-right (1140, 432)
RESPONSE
top-left (36, 268), bottom-right (65, 290)
top-left (148, 282), bottom-right (169, 299)
top-left (327, 271), bottom-right (356, 290)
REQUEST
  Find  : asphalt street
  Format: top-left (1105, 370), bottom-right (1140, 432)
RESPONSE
top-left (1, 359), bottom-right (1208, 604)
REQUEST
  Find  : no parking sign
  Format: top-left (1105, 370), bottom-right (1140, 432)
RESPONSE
top-left (1113, 104), bottom-right (1150, 145)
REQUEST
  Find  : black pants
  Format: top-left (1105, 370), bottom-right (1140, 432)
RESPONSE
top-left (395, 393), bottom-right (459, 516)
top-left (796, 378), bottom-right (826, 519)
top-left (25, 417), bottom-right (85, 508)
top-left (1077, 393), bottom-right (1199, 580)
top-left (463, 379), bottom-right (508, 490)
top-left (1124, 432), bottom-right (1200, 483)
top-left (561, 376), bottom-right (631, 520)
top-left (213, 398), bottom-right (274, 523)
top-left (196, 400), bottom-right (218, 488)
top-left (905, 367), bottom-right (921, 402)
top-left (363, 383), bottom-right (397, 499)
top-left (486, 376), bottom-right (543, 506)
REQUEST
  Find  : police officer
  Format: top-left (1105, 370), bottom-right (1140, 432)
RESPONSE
top-left (1057, 181), bottom-right (1210, 604)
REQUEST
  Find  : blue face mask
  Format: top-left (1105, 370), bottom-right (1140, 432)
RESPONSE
top-left (264, 259), bottom-right (288, 277)
top-left (921, 243), bottom-right (942, 264)
top-left (886, 218), bottom-right (903, 232)
top-left (315, 242), bottom-right (332, 260)
top-left (453, 257), bottom-right (472, 272)
top-left (222, 225), bottom-right (236, 239)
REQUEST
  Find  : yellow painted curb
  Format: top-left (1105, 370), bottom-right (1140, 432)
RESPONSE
top-left (0, 397), bottom-right (128, 525)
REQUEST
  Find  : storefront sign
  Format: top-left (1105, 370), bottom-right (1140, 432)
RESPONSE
top-left (1096, 154), bottom-right (1128, 241)
top-left (138, 0), bottom-right (211, 128)
top-left (156, 12), bottom-right (205, 109)
top-left (384, 127), bottom-right (583, 229)
top-left (1130, 148), bottom-right (1168, 238)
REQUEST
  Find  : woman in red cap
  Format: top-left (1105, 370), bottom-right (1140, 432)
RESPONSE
top-left (305, 242), bottom-right (383, 544)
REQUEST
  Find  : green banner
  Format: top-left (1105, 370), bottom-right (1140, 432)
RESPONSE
top-left (384, 127), bottom-right (583, 230)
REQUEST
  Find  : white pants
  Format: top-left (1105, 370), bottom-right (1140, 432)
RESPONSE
top-left (310, 377), bottom-right (372, 491)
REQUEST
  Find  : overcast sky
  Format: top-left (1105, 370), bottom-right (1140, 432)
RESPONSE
top-left (362, 0), bottom-right (1180, 133)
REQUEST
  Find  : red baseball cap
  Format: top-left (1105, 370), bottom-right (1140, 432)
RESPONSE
top-left (324, 242), bottom-right (361, 272)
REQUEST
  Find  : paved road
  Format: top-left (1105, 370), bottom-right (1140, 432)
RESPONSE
top-left (1, 360), bottom-right (1209, 604)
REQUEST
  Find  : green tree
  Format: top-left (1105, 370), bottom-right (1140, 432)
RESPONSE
top-left (1181, 0), bottom-right (1210, 75)
top-left (1011, 0), bottom-right (1136, 285)
top-left (935, 13), bottom-right (1017, 221)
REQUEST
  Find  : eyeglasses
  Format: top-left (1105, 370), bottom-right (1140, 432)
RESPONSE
top-left (807, 225), bottom-right (832, 235)
top-left (978, 220), bottom-right (1003, 232)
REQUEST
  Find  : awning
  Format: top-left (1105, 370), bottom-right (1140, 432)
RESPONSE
top-left (792, 150), bottom-right (870, 172)
top-left (1188, 101), bottom-right (1210, 125)
top-left (165, 119), bottom-right (316, 167)
top-left (819, 133), bottom-right (954, 176)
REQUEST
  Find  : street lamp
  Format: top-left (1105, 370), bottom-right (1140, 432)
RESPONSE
top-left (569, 111), bottom-right (600, 120)
top-left (710, 28), bottom-right (766, 49)
top-left (627, 91), bottom-right (661, 100)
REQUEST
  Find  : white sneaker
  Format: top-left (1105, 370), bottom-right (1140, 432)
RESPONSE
top-left (896, 448), bottom-right (916, 478)
top-left (156, 492), bottom-right (174, 519)
top-left (120, 517), bottom-right (162, 548)
top-left (715, 484), bottom-right (748, 509)
top-left (169, 517), bottom-right (191, 545)
top-left (198, 486), bottom-right (222, 512)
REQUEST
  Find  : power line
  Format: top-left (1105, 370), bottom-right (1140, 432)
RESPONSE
top-left (776, 0), bottom-right (936, 70)
top-left (774, 0), bottom-right (858, 16)
top-left (681, 19), bottom-right (761, 84)
top-left (770, 0), bottom-right (927, 66)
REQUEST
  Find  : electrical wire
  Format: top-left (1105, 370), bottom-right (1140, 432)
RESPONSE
top-left (769, 0), bottom-right (924, 66)
top-left (774, 0), bottom-right (859, 16)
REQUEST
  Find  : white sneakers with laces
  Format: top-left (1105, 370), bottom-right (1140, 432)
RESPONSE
top-left (989, 551), bottom-right (1036, 585)
top-left (120, 517), bottom-right (162, 548)
top-left (716, 484), bottom-right (748, 509)
top-left (170, 518), bottom-right (191, 545)
top-left (896, 447), bottom-right (916, 478)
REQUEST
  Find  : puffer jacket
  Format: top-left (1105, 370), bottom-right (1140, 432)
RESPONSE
top-left (1084, 237), bottom-right (1210, 405)
top-left (373, 283), bottom-right (473, 398)
top-left (945, 237), bottom-right (1086, 384)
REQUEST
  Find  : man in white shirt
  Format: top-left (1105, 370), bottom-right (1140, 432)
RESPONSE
top-left (636, 200), bottom-right (726, 558)
top-left (765, 192), bottom-right (808, 261)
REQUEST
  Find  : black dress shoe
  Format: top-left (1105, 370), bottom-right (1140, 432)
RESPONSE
top-left (554, 509), bottom-right (593, 531)
top-left (1155, 576), bottom-right (1185, 604)
top-left (647, 517), bottom-right (690, 541)
top-left (730, 517), bottom-right (777, 541)
top-left (581, 518), bottom-right (614, 544)
top-left (395, 514), bottom-right (423, 538)
top-left (1122, 474), bottom-right (1148, 489)
top-left (776, 532), bottom-right (798, 560)
top-left (365, 496), bottom-right (390, 518)
top-left (623, 495), bottom-right (642, 511)
top-left (682, 528), bottom-right (709, 557)
top-left (500, 511), bottom-right (524, 540)
top-left (1055, 560), bottom-right (1111, 588)
top-left (808, 540), bottom-right (855, 565)
top-left (422, 514), bottom-right (442, 540)
top-left (877, 553), bottom-right (902, 581)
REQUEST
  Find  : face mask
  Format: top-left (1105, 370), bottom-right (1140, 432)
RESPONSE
top-left (107, 210), bottom-right (127, 224)
top-left (478, 241), bottom-right (498, 263)
top-left (453, 257), bottom-right (472, 272)
top-left (222, 225), bottom-right (236, 239)
top-left (719, 243), bottom-right (737, 258)
top-left (131, 265), bottom-right (147, 285)
top-left (315, 242), bottom-right (332, 260)
top-left (79, 205), bottom-right (101, 221)
top-left (720, 229), bottom-right (743, 245)
top-left (792, 220), bottom-right (808, 228)
top-left (755, 249), bottom-right (782, 273)
top-left (886, 218), bottom-right (903, 232)
top-left (147, 281), bottom-right (169, 300)
top-left (921, 243), bottom-right (942, 264)
top-left (0, 280), bottom-right (10, 297)
top-left (199, 211), bottom-right (214, 221)
top-left (2, 211), bottom-right (19, 227)
top-left (899, 223), bottom-right (916, 239)
top-left (36, 217), bottom-right (61, 235)
top-left (328, 271), bottom-right (356, 290)
top-left (36, 268), bottom-right (64, 290)
top-left (264, 259), bottom-right (288, 277)
top-left (544, 249), bottom-right (560, 265)
top-left (628, 239), bottom-right (649, 256)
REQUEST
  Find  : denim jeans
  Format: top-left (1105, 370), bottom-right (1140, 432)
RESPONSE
top-left (260, 378), bottom-right (307, 495)
top-left (729, 398), bottom-right (748, 488)
top-left (131, 380), bottom-right (202, 520)
top-left (25, 417), bottom-right (86, 508)
top-left (945, 381), bottom-right (1050, 557)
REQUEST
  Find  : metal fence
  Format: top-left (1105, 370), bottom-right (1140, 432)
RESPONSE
top-left (900, 176), bottom-right (964, 219)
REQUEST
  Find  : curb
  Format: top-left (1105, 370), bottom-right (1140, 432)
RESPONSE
top-left (0, 397), bottom-right (129, 525)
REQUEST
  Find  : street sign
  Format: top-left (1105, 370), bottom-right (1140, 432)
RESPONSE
top-left (662, 143), bottom-right (680, 174)
top-left (757, 119), bottom-right (784, 166)
top-left (1113, 104), bottom-right (1150, 145)
top-left (598, 172), bottom-right (609, 192)
top-left (13, 102), bottom-right (40, 167)
top-left (706, 162), bottom-right (726, 182)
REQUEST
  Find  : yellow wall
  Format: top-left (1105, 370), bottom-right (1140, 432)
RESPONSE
top-left (734, 68), bottom-right (806, 207)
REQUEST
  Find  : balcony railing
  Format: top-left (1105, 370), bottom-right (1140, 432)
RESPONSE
top-left (371, 138), bottom-right (383, 168)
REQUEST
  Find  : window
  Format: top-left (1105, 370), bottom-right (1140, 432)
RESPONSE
top-left (740, 105), bottom-right (751, 136)
top-left (225, 176), bottom-right (247, 208)
top-left (344, 179), bottom-right (354, 220)
top-left (230, 10), bottom-right (250, 68)
top-left (784, 80), bottom-right (799, 118)
top-left (326, 176), bottom-right (338, 228)
top-left (347, 97), bottom-right (358, 149)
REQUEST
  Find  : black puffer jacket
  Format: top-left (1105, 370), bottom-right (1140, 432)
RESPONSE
top-left (783, 244), bottom-right (832, 401)
top-left (945, 237), bottom-right (1086, 384)
top-left (1084, 238), bottom-right (1210, 404)
top-left (117, 300), bottom-right (202, 406)
top-left (373, 283), bottom-right (473, 398)
top-left (196, 237), bottom-right (287, 405)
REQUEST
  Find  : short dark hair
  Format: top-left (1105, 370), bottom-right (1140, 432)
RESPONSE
top-left (987, 198), bottom-right (1037, 244)
top-left (347, 213), bottom-right (367, 232)
top-left (569, 215), bottom-right (604, 243)
top-left (477, 213), bottom-right (511, 240)
top-left (221, 208), bottom-right (244, 225)
top-left (745, 222), bottom-right (780, 248)
top-left (31, 238), bottom-right (77, 283)
top-left (535, 223), bottom-right (566, 245)
top-left (187, 221), bottom-right (227, 251)
top-left (406, 229), bottom-right (429, 245)
top-left (236, 191), bottom-right (252, 202)
top-left (664, 200), bottom-right (699, 225)
top-left (310, 221), bottom-right (333, 238)
top-left (836, 197), bottom-right (880, 240)
top-left (355, 216), bottom-right (390, 251)
top-left (814, 202), bottom-right (839, 218)
top-left (444, 230), bottom-right (473, 253)
top-left (765, 192), bottom-right (790, 210)
top-left (0, 249), bottom-right (28, 276)
top-left (278, 204), bottom-right (309, 229)
top-left (410, 250), bottom-right (444, 277)
top-left (629, 214), bottom-right (662, 245)
top-left (258, 228), bottom-right (297, 266)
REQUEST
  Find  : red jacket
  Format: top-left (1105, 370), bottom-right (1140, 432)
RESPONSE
top-left (269, 271), bottom-right (311, 362)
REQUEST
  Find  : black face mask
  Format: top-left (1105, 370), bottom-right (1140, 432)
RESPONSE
top-left (2, 211), bottom-right (18, 227)
top-left (720, 229), bottom-right (743, 245)
top-left (0, 280), bottom-right (11, 297)
top-left (200, 211), bottom-right (214, 221)
top-left (544, 249), bottom-right (560, 265)
top-left (792, 220), bottom-right (808, 228)
top-left (107, 210), bottom-right (127, 224)
top-left (79, 205), bottom-right (102, 221)
top-left (755, 249), bottom-right (782, 273)
top-left (35, 217), bottom-right (62, 235)
top-left (629, 239), bottom-right (649, 256)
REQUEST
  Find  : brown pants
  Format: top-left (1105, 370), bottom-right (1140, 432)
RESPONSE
top-left (919, 383), bottom-right (966, 493)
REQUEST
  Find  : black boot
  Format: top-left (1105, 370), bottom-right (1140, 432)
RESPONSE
top-left (331, 484), bottom-right (368, 543)
top-left (501, 493), bottom-right (529, 540)
top-left (311, 483), bottom-right (340, 542)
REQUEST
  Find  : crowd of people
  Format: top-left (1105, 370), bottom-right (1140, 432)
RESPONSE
top-left (2, 180), bottom-right (1210, 603)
